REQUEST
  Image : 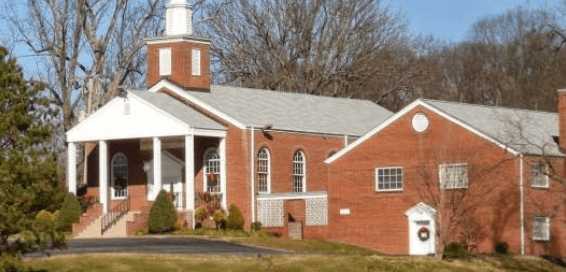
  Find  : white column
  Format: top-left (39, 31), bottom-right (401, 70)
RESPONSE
top-left (99, 140), bottom-right (109, 214)
top-left (153, 137), bottom-right (162, 200)
top-left (185, 135), bottom-right (195, 207)
top-left (219, 137), bottom-right (227, 210)
top-left (67, 142), bottom-right (77, 195)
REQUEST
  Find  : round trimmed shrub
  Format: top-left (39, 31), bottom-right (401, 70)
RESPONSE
top-left (494, 241), bottom-right (509, 255)
top-left (226, 204), bottom-right (244, 230)
top-left (212, 209), bottom-right (226, 229)
top-left (148, 190), bottom-right (178, 233)
top-left (443, 242), bottom-right (469, 259)
top-left (194, 206), bottom-right (207, 223)
top-left (56, 193), bottom-right (81, 231)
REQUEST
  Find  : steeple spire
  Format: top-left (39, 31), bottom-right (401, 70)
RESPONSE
top-left (165, 0), bottom-right (193, 36)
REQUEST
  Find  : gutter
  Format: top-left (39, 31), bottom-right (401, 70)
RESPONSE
top-left (519, 154), bottom-right (525, 255)
top-left (249, 126), bottom-right (257, 223)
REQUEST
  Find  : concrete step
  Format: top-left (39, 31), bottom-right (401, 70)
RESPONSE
top-left (74, 211), bottom-right (138, 239)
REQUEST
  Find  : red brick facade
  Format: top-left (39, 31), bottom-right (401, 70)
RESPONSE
top-left (326, 105), bottom-right (566, 256)
top-left (81, 96), bottom-right (566, 257)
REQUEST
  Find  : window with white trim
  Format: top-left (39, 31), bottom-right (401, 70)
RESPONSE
top-left (204, 148), bottom-right (220, 193)
top-left (159, 48), bottom-right (171, 76)
top-left (111, 153), bottom-right (128, 199)
top-left (531, 161), bottom-right (549, 188)
top-left (439, 163), bottom-right (468, 189)
top-left (257, 148), bottom-right (271, 193)
top-left (533, 216), bottom-right (550, 241)
top-left (192, 48), bottom-right (201, 76)
top-left (375, 167), bottom-right (403, 191)
top-left (292, 151), bottom-right (306, 192)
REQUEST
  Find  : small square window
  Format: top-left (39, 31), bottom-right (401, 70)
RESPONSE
top-left (533, 216), bottom-right (550, 241)
top-left (375, 167), bottom-right (403, 192)
top-left (439, 163), bottom-right (468, 189)
top-left (531, 162), bottom-right (549, 188)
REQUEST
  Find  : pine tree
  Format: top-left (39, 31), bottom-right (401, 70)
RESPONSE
top-left (0, 47), bottom-right (64, 258)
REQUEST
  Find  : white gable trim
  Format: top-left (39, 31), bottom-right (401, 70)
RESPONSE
top-left (404, 202), bottom-right (437, 217)
top-left (66, 94), bottom-right (191, 142)
top-left (149, 80), bottom-right (247, 129)
top-left (325, 99), bottom-right (520, 164)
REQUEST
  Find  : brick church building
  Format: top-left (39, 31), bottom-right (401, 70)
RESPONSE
top-left (66, 0), bottom-right (566, 257)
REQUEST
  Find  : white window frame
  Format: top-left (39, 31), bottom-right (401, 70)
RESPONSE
top-left (292, 150), bottom-right (306, 193)
top-left (110, 152), bottom-right (128, 200)
top-left (256, 148), bottom-right (271, 194)
top-left (530, 161), bottom-right (549, 188)
top-left (191, 48), bottom-right (201, 76)
top-left (375, 167), bottom-right (404, 192)
top-left (203, 147), bottom-right (221, 193)
top-left (159, 47), bottom-right (172, 76)
top-left (533, 216), bottom-right (550, 241)
top-left (439, 163), bottom-right (468, 189)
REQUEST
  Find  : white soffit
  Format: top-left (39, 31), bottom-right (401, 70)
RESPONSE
top-left (66, 94), bottom-right (190, 142)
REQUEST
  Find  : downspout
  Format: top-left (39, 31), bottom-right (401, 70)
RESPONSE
top-left (519, 154), bottom-right (525, 255)
top-left (250, 126), bottom-right (256, 223)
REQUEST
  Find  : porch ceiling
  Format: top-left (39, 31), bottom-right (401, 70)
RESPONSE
top-left (66, 91), bottom-right (225, 142)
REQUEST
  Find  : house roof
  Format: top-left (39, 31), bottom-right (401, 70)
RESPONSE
top-left (425, 99), bottom-right (561, 157)
top-left (130, 90), bottom-right (225, 131)
top-left (326, 99), bottom-right (561, 164)
top-left (183, 85), bottom-right (393, 136)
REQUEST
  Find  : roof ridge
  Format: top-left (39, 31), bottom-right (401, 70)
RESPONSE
top-left (421, 98), bottom-right (557, 116)
top-left (211, 84), bottom-right (376, 104)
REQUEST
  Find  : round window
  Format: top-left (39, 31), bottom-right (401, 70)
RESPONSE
top-left (411, 113), bottom-right (429, 133)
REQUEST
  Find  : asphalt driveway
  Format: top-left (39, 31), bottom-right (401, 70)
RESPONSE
top-left (30, 237), bottom-right (283, 256)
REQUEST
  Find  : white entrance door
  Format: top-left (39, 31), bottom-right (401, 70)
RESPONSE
top-left (405, 202), bottom-right (436, 255)
top-left (163, 177), bottom-right (183, 210)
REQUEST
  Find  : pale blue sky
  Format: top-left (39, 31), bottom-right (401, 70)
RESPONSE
top-left (391, 0), bottom-right (560, 41)
top-left (1, 0), bottom-right (562, 77)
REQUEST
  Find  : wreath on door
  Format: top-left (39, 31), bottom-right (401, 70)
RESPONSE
top-left (418, 227), bottom-right (430, 242)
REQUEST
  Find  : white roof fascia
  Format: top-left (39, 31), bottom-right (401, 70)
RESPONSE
top-left (148, 80), bottom-right (247, 129)
top-left (325, 99), bottom-right (520, 164)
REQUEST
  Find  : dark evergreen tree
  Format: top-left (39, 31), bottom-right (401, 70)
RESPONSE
top-left (0, 47), bottom-right (64, 261)
top-left (148, 190), bottom-right (177, 233)
top-left (56, 193), bottom-right (82, 232)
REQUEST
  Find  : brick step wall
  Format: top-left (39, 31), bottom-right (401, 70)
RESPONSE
top-left (72, 203), bottom-right (102, 236)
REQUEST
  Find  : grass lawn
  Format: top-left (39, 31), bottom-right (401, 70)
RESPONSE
top-left (25, 230), bottom-right (566, 271)
top-left (28, 253), bottom-right (565, 272)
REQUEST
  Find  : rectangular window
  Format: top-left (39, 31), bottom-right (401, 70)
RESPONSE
top-left (192, 48), bottom-right (201, 76)
top-left (375, 167), bottom-right (403, 191)
top-left (531, 161), bottom-right (549, 188)
top-left (439, 163), bottom-right (468, 189)
top-left (159, 48), bottom-right (172, 76)
top-left (533, 216), bottom-right (550, 241)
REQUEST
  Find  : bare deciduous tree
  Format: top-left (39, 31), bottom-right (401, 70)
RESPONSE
top-left (3, 0), bottom-right (164, 133)
top-left (200, 0), bottom-right (411, 104)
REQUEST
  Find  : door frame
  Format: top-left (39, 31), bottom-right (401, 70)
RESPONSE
top-left (405, 202), bottom-right (437, 255)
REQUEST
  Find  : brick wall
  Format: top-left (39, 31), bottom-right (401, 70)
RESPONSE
top-left (146, 41), bottom-right (210, 91)
top-left (327, 105), bottom-right (531, 255)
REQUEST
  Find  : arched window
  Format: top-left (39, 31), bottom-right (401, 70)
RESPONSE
top-left (257, 148), bottom-right (271, 193)
top-left (204, 148), bottom-right (221, 193)
top-left (292, 151), bottom-right (306, 193)
top-left (111, 153), bottom-right (128, 199)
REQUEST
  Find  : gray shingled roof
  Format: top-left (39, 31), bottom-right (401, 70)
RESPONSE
top-left (187, 85), bottom-right (393, 136)
top-left (425, 99), bottom-right (561, 156)
top-left (130, 91), bottom-right (225, 130)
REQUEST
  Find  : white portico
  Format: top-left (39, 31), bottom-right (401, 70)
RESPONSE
top-left (66, 90), bottom-right (227, 215)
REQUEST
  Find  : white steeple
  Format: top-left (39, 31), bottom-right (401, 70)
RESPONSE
top-left (165, 0), bottom-right (193, 36)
